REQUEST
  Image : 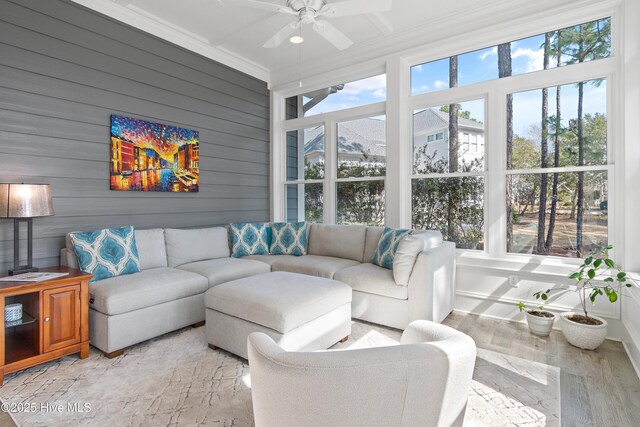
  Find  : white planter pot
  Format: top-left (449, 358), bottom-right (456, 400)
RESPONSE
top-left (560, 312), bottom-right (608, 350)
top-left (525, 311), bottom-right (555, 337)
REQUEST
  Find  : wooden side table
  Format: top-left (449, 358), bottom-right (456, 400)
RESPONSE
top-left (0, 267), bottom-right (92, 385)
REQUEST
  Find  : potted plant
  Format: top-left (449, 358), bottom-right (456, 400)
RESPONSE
top-left (533, 245), bottom-right (637, 350)
top-left (516, 301), bottom-right (555, 337)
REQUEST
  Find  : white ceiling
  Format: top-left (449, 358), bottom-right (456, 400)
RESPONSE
top-left (72, 0), bottom-right (585, 88)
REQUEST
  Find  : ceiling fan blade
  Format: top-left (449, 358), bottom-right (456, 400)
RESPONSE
top-left (234, 0), bottom-right (297, 15)
top-left (312, 20), bottom-right (353, 50)
top-left (263, 21), bottom-right (301, 48)
top-left (318, 0), bottom-right (392, 17)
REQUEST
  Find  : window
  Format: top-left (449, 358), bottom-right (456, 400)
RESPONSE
top-left (286, 74), bottom-right (386, 118)
top-left (336, 116), bottom-right (386, 226)
top-left (412, 99), bottom-right (485, 249)
top-left (285, 126), bottom-right (325, 223)
top-left (507, 79), bottom-right (608, 257)
top-left (275, 13), bottom-right (615, 262)
top-left (410, 17), bottom-right (610, 96)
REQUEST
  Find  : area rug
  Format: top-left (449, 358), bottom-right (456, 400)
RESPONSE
top-left (0, 322), bottom-right (560, 426)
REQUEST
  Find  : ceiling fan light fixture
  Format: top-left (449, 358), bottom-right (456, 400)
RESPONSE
top-left (289, 35), bottom-right (304, 44)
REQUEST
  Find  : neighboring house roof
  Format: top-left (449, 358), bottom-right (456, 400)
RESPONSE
top-left (413, 109), bottom-right (484, 134)
top-left (305, 118), bottom-right (386, 158)
top-left (304, 109), bottom-right (484, 159)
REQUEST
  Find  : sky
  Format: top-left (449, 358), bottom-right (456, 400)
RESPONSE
top-left (300, 21), bottom-right (608, 139)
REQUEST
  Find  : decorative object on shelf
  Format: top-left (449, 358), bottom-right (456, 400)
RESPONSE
top-left (4, 303), bottom-right (22, 322)
top-left (516, 301), bottom-right (555, 337)
top-left (0, 183), bottom-right (54, 276)
top-left (110, 115), bottom-right (199, 192)
top-left (531, 244), bottom-right (637, 350)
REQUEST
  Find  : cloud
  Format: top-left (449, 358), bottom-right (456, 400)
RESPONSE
top-left (413, 64), bottom-right (424, 72)
top-left (433, 80), bottom-right (447, 89)
top-left (372, 88), bottom-right (386, 98)
top-left (512, 47), bottom-right (544, 73)
top-left (342, 74), bottom-right (386, 95)
top-left (479, 46), bottom-right (497, 60)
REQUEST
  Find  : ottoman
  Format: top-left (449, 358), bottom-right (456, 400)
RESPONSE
top-left (205, 271), bottom-right (352, 359)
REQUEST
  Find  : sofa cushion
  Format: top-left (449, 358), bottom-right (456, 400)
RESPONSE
top-left (270, 222), bottom-right (307, 256)
top-left (363, 226), bottom-right (385, 263)
top-left (165, 227), bottom-right (229, 267)
top-left (205, 271), bottom-right (352, 333)
top-left (89, 268), bottom-right (208, 316)
top-left (244, 254), bottom-right (279, 266)
top-left (393, 231), bottom-right (443, 285)
top-left (177, 257), bottom-right (271, 287)
top-left (69, 226), bottom-right (141, 283)
top-left (271, 254), bottom-right (360, 279)
top-left (307, 224), bottom-right (367, 262)
top-left (230, 223), bottom-right (271, 258)
top-left (134, 228), bottom-right (168, 270)
top-left (371, 227), bottom-right (412, 269)
top-left (334, 263), bottom-right (408, 300)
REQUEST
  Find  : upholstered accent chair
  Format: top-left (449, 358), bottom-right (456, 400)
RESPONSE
top-left (248, 320), bottom-right (477, 427)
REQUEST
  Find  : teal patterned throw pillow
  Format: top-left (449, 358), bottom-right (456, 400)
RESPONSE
top-left (69, 226), bottom-right (141, 283)
top-left (372, 227), bottom-right (412, 270)
top-left (270, 222), bottom-right (307, 256)
top-left (230, 223), bottom-right (271, 258)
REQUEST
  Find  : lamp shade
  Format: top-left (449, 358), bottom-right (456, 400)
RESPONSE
top-left (0, 184), bottom-right (54, 218)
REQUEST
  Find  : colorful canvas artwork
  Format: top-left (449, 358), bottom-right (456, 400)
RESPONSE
top-left (110, 115), bottom-right (199, 192)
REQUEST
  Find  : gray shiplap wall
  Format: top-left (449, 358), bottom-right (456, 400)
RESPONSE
top-left (0, 0), bottom-right (270, 272)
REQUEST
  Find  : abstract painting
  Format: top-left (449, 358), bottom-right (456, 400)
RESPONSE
top-left (110, 115), bottom-right (199, 192)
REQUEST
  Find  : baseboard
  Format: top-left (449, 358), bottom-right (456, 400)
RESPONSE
top-left (621, 319), bottom-right (640, 379)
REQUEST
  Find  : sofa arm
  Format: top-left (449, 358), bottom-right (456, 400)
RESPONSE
top-left (407, 241), bottom-right (456, 324)
top-left (60, 248), bottom-right (79, 269)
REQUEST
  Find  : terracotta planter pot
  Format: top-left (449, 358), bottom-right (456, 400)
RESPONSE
top-left (525, 311), bottom-right (555, 337)
top-left (560, 312), bottom-right (608, 350)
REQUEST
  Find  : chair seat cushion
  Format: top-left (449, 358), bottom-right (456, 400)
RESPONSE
top-left (89, 268), bottom-right (208, 316)
top-left (271, 254), bottom-right (360, 279)
top-left (177, 257), bottom-right (271, 287)
top-left (334, 263), bottom-right (408, 300)
top-left (205, 272), bottom-right (352, 334)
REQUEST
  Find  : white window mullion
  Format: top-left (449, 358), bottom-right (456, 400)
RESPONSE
top-left (486, 88), bottom-right (505, 258)
top-left (386, 56), bottom-right (410, 228)
top-left (270, 91), bottom-right (285, 222)
top-left (325, 119), bottom-right (337, 224)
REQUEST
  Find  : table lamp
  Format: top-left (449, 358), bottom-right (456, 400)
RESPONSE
top-left (0, 184), bottom-right (54, 275)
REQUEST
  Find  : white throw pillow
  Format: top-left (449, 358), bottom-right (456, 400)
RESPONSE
top-left (134, 228), bottom-right (167, 269)
top-left (165, 227), bottom-right (230, 267)
top-left (393, 231), bottom-right (443, 285)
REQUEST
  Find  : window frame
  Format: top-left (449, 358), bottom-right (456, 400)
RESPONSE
top-left (281, 101), bottom-right (386, 225)
top-left (271, 4), bottom-right (622, 271)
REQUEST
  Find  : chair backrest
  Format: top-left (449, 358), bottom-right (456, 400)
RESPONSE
top-left (247, 320), bottom-right (476, 427)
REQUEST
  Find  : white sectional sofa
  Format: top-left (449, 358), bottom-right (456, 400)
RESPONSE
top-left (61, 224), bottom-right (456, 357)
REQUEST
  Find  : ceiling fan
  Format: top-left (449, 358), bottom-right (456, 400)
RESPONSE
top-left (233, 0), bottom-right (393, 50)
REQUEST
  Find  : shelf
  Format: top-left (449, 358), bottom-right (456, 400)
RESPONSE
top-left (5, 312), bottom-right (36, 328)
top-left (5, 332), bottom-right (38, 365)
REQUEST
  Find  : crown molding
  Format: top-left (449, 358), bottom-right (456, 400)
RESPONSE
top-left (69, 0), bottom-right (271, 83)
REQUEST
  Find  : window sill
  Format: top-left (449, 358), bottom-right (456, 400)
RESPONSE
top-left (455, 250), bottom-right (582, 281)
